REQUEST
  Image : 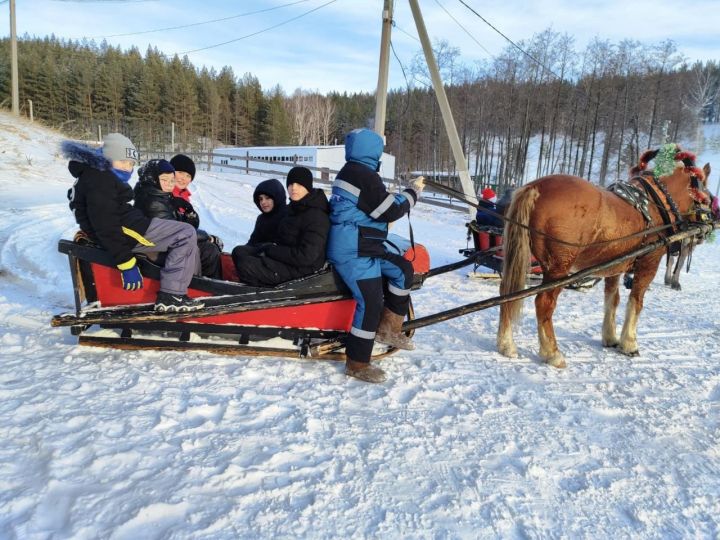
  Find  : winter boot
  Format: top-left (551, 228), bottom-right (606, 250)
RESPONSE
top-left (154, 291), bottom-right (205, 313)
top-left (375, 307), bottom-right (415, 350)
top-left (345, 358), bottom-right (386, 383)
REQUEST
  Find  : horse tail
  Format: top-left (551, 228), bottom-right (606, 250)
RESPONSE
top-left (499, 185), bottom-right (539, 327)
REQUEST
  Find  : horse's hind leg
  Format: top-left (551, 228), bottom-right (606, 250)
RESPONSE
top-left (602, 275), bottom-right (620, 348)
top-left (535, 286), bottom-right (566, 368)
top-left (497, 304), bottom-right (518, 358)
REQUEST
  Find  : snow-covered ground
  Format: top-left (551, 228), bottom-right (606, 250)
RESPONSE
top-left (1, 111), bottom-right (719, 539)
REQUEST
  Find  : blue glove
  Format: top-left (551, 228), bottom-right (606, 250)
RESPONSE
top-left (118, 258), bottom-right (143, 290)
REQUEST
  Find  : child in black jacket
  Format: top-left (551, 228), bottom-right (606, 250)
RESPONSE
top-left (231, 178), bottom-right (288, 262)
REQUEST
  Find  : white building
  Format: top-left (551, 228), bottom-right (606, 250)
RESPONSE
top-left (212, 145), bottom-right (396, 184)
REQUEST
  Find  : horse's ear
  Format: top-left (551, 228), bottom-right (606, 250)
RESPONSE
top-left (631, 149), bottom-right (658, 176)
top-left (703, 162), bottom-right (711, 178)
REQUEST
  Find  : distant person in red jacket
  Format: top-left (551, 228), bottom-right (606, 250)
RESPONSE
top-left (475, 187), bottom-right (503, 228)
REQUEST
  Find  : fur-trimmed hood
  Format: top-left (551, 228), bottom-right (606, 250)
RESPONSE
top-left (61, 140), bottom-right (113, 178)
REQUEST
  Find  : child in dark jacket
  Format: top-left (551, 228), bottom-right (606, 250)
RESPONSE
top-left (168, 154), bottom-right (223, 278)
top-left (232, 167), bottom-right (329, 287)
top-left (231, 178), bottom-right (288, 260)
top-left (134, 159), bottom-right (222, 278)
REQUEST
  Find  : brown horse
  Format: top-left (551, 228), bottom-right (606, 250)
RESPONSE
top-left (497, 146), bottom-right (712, 368)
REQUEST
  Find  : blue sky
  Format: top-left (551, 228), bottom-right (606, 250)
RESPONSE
top-left (2, 0), bottom-right (719, 93)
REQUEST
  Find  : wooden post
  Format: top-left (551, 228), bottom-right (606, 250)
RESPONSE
top-left (27, 99), bottom-right (33, 122)
top-left (373, 0), bottom-right (393, 140)
top-left (408, 0), bottom-right (476, 216)
top-left (10, 0), bottom-right (19, 116)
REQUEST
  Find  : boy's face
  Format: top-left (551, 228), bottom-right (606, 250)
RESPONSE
top-left (158, 172), bottom-right (176, 193)
top-left (175, 171), bottom-right (192, 190)
top-left (288, 183), bottom-right (309, 202)
top-left (112, 159), bottom-right (135, 172)
top-left (258, 194), bottom-right (274, 213)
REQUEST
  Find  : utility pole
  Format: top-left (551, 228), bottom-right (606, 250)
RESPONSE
top-left (373, 0), bottom-right (393, 141)
top-left (408, 0), bottom-right (477, 213)
top-left (10, 0), bottom-right (20, 115)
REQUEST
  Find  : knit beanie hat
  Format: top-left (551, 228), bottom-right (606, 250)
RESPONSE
top-left (102, 133), bottom-right (138, 164)
top-left (286, 166), bottom-right (313, 192)
top-left (481, 187), bottom-right (496, 201)
top-left (170, 154), bottom-right (196, 180)
top-left (157, 159), bottom-right (175, 175)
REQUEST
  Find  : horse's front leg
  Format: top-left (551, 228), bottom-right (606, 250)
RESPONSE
top-left (602, 274), bottom-right (620, 347)
top-left (671, 241), bottom-right (689, 290)
top-left (535, 286), bottom-right (565, 368)
top-left (664, 253), bottom-right (674, 286)
top-left (618, 257), bottom-right (660, 356)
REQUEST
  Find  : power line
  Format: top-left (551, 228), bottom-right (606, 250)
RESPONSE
top-left (456, 0), bottom-right (562, 80)
top-left (392, 22), bottom-right (420, 43)
top-left (84, 0), bottom-right (312, 40)
top-left (433, 0), bottom-right (492, 57)
top-left (180, 0), bottom-right (338, 55)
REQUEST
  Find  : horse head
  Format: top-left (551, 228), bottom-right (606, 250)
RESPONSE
top-left (630, 144), bottom-right (712, 219)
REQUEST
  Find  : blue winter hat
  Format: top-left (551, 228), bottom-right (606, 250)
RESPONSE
top-left (345, 128), bottom-right (383, 172)
top-left (157, 159), bottom-right (175, 174)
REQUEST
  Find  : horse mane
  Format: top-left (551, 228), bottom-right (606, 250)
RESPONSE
top-left (629, 145), bottom-right (705, 181)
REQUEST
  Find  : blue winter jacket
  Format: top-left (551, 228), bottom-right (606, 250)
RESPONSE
top-left (327, 129), bottom-right (418, 261)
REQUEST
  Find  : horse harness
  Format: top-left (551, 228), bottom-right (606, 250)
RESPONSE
top-left (608, 172), bottom-right (684, 254)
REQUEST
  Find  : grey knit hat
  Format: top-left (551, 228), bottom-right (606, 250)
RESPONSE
top-left (102, 133), bottom-right (138, 164)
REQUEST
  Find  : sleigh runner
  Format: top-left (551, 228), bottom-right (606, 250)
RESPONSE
top-left (52, 236), bottom-right (430, 359)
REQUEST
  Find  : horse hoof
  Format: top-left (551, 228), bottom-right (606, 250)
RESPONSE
top-left (546, 356), bottom-right (567, 369)
top-left (542, 352), bottom-right (566, 368)
top-left (497, 339), bottom-right (518, 358)
top-left (602, 339), bottom-right (619, 348)
top-left (620, 348), bottom-right (639, 357)
top-left (671, 283), bottom-right (681, 291)
top-left (498, 345), bottom-right (518, 358)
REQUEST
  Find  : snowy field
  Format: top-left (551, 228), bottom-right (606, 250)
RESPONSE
top-left (0, 111), bottom-right (719, 539)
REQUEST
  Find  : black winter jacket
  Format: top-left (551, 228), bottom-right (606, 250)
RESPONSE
top-left (62, 141), bottom-right (151, 266)
top-left (133, 159), bottom-right (181, 222)
top-left (248, 178), bottom-right (288, 245)
top-left (133, 160), bottom-right (208, 241)
top-left (263, 188), bottom-right (330, 274)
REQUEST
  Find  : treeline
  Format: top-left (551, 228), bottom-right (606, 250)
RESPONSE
top-left (1, 33), bottom-right (719, 189)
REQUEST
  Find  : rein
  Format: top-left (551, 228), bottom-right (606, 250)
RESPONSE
top-left (425, 179), bottom-right (678, 249)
